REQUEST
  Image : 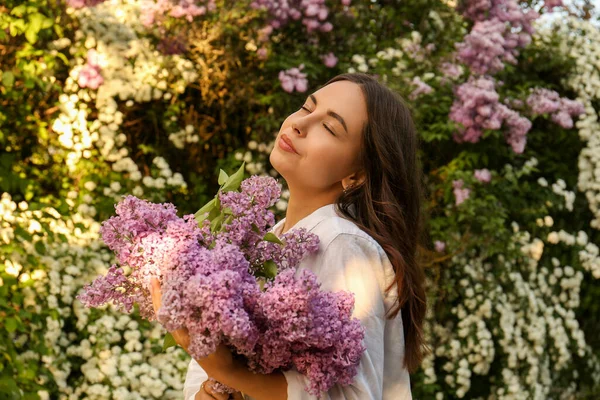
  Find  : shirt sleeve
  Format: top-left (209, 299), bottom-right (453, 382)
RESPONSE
top-left (282, 233), bottom-right (388, 400)
top-left (183, 358), bottom-right (209, 400)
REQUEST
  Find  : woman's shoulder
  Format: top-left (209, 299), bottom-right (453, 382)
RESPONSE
top-left (312, 214), bottom-right (384, 256)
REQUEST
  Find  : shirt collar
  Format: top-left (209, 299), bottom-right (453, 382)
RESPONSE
top-left (271, 202), bottom-right (356, 235)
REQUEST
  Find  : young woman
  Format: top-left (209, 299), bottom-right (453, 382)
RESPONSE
top-left (152, 72), bottom-right (430, 400)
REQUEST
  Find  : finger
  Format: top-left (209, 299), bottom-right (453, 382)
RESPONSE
top-left (194, 388), bottom-right (216, 400)
top-left (231, 391), bottom-right (245, 400)
top-left (150, 277), bottom-right (161, 315)
top-left (204, 381), bottom-right (230, 400)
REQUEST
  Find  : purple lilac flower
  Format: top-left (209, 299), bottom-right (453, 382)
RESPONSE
top-left (526, 88), bottom-right (585, 129)
top-left (544, 0), bottom-right (563, 10)
top-left (440, 61), bottom-right (463, 82)
top-left (66, 0), bottom-right (106, 8)
top-left (78, 49), bottom-right (104, 90)
top-left (279, 64), bottom-right (308, 93)
top-left (250, 0), bottom-right (335, 33)
top-left (408, 76), bottom-right (433, 100)
top-left (434, 240), bottom-right (446, 252)
top-left (321, 52), bottom-right (338, 68)
top-left (249, 269), bottom-right (366, 396)
top-left (79, 174), bottom-right (365, 396)
top-left (455, 0), bottom-right (539, 75)
top-left (450, 76), bottom-right (532, 153)
top-left (474, 168), bottom-right (492, 183)
top-left (141, 0), bottom-right (216, 28)
top-left (453, 179), bottom-right (471, 205)
top-left (257, 47), bottom-right (268, 60)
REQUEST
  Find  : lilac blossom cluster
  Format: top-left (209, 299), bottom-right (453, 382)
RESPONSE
top-left (449, 76), bottom-right (532, 153)
top-left (455, 0), bottom-right (540, 75)
top-left (408, 76), bottom-right (433, 100)
top-left (78, 49), bottom-right (104, 90)
top-left (140, 0), bottom-right (216, 28)
top-left (78, 174), bottom-right (364, 396)
top-left (279, 64), bottom-right (308, 93)
top-left (250, 0), bottom-right (349, 33)
top-left (526, 88), bottom-right (585, 129)
top-left (321, 52), bottom-right (338, 68)
top-left (474, 168), bottom-right (492, 183)
top-left (453, 179), bottom-right (471, 205)
top-left (66, 0), bottom-right (107, 8)
top-left (440, 61), bottom-right (464, 84)
top-left (249, 269), bottom-right (366, 396)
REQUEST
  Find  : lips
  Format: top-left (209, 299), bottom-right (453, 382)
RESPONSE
top-left (280, 134), bottom-right (298, 154)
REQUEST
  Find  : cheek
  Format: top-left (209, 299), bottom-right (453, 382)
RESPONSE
top-left (306, 143), bottom-right (354, 180)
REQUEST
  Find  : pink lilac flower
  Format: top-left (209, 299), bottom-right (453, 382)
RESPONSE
top-left (408, 76), bottom-right (433, 100)
top-left (258, 25), bottom-right (274, 43)
top-left (544, 0), bottom-right (563, 10)
top-left (455, 0), bottom-right (539, 75)
top-left (496, 104), bottom-right (531, 153)
top-left (526, 88), bottom-right (585, 129)
top-left (66, 0), bottom-right (106, 8)
top-left (78, 49), bottom-right (104, 89)
top-left (257, 47), bottom-right (268, 60)
top-left (450, 75), bottom-right (532, 153)
top-left (250, 0), bottom-right (335, 33)
top-left (440, 61), bottom-right (463, 81)
top-left (434, 240), bottom-right (446, 252)
top-left (453, 179), bottom-right (471, 205)
top-left (321, 52), bottom-right (338, 68)
top-left (474, 168), bottom-right (492, 183)
top-left (279, 64), bottom-right (308, 93)
top-left (141, 0), bottom-right (216, 28)
top-left (455, 19), bottom-right (513, 75)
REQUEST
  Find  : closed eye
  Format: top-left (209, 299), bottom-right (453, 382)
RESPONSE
top-left (300, 106), bottom-right (337, 136)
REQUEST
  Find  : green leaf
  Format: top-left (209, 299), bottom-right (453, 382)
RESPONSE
top-left (56, 51), bottom-right (69, 66)
top-left (218, 169), bottom-right (229, 185)
top-left (5, 317), bottom-right (18, 333)
top-left (34, 241), bottom-right (45, 255)
top-left (210, 213), bottom-right (224, 232)
top-left (162, 332), bottom-right (177, 351)
top-left (2, 72), bottom-right (14, 89)
top-left (251, 223), bottom-right (261, 233)
top-left (263, 232), bottom-right (283, 245)
top-left (220, 161), bottom-right (246, 192)
top-left (194, 198), bottom-right (216, 222)
top-left (10, 5), bottom-right (27, 17)
top-left (25, 24), bottom-right (39, 44)
top-left (263, 260), bottom-right (278, 279)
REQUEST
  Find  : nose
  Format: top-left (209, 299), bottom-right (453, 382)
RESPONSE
top-left (292, 122), bottom-right (304, 136)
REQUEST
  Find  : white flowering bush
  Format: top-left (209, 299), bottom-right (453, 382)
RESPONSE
top-left (1, 0), bottom-right (599, 398)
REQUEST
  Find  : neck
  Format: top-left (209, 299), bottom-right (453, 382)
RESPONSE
top-left (281, 186), bottom-right (339, 234)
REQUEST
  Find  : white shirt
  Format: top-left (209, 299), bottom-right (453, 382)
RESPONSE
top-left (183, 203), bottom-right (412, 400)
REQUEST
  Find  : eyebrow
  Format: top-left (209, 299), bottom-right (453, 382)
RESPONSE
top-left (308, 94), bottom-right (348, 135)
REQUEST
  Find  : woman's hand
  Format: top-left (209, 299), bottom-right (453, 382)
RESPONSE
top-left (195, 379), bottom-right (245, 400)
top-left (149, 277), bottom-right (191, 351)
top-left (149, 277), bottom-right (237, 372)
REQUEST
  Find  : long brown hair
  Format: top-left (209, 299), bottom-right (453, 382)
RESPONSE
top-left (322, 73), bottom-right (431, 374)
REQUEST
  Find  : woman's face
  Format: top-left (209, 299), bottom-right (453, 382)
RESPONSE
top-left (270, 80), bottom-right (368, 196)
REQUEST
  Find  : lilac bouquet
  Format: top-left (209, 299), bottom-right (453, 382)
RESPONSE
top-left (77, 162), bottom-right (366, 397)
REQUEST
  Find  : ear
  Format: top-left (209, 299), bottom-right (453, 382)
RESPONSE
top-left (341, 169), bottom-right (366, 190)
